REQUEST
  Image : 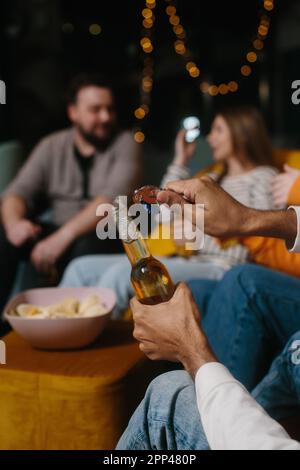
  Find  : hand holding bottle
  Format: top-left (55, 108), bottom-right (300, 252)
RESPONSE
top-left (131, 282), bottom-right (216, 378)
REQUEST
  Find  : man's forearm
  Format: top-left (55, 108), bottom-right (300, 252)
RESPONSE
top-left (180, 328), bottom-right (218, 379)
top-left (57, 195), bottom-right (112, 243)
top-left (243, 207), bottom-right (297, 248)
top-left (1, 195), bottom-right (28, 230)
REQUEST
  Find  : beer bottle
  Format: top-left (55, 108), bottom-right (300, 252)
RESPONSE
top-left (115, 198), bottom-right (174, 305)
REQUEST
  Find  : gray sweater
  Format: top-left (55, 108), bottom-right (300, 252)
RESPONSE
top-left (4, 128), bottom-right (143, 226)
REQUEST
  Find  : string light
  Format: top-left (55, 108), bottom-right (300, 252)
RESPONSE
top-left (164, 0), bottom-right (275, 96)
top-left (134, 131), bottom-right (145, 143)
top-left (219, 84), bottom-right (229, 95)
top-left (89, 23), bottom-right (102, 35)
top-left (146, 0), bottom-right (156, 7)
top-left (132, 0), bottom-right (275, 140)
top-left (246, 51), bottom-right (258, 63)
top-left (228, 81), bottom-right (239, 92)
top-left (241, 65), bottom-right (252, 76)
top-left (134, 0), bottom-right (156, 143)
top-left (142, 8), bottom-right (153, 19)
top-left (264, 0), bottom-right (274, 11)
top-left (253, 38), bottom-right (264, 50)
top-left (208, 85), bottom-right (219, 97)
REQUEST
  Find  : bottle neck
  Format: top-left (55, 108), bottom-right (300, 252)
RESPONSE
top-left (123, 233), bottom-right (151, 266)
top-left (115, 199), bottom-right (151, 265)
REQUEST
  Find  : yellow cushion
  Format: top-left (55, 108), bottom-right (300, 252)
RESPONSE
top-left (148, 224), bottom-right (177, 257)
top-left (0, 323), bottom-right (168, 450)
top-left (273, 149), bottom-right (300, 169)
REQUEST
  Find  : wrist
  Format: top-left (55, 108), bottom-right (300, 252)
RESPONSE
top-left (180, 330), bottom-right (217, 379)
top-left (173, 154), bottom-right (187, 167)
top-left (57, 225), bottom-right (76, 245)
top-left (241, 207), bottom-right (262, 236)
top-left (4, 216), bottom-right (25, 232)
top-left (242, 208), bottom-right (297, 245)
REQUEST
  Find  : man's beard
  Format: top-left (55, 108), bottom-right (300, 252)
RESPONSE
top-left (76, 124), bottom-right (116, 150)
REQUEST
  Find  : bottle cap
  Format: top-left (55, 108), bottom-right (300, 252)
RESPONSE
top-left (132, 185), bottom-right (160, 205)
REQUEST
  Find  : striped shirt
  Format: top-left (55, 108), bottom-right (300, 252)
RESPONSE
top-left (161, 164), bottom-right (279, 268)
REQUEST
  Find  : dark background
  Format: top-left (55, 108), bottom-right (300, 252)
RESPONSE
top-left (0, 0), bottom-right (299, 183)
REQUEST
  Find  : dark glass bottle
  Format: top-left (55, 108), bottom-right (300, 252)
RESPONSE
top-left (115, 200), bottom-right (174, 305)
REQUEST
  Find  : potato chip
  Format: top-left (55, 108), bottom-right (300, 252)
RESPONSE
top-left (79, 295), bottom-right (101, 314)
top-left (12, 295), bottom-right (108, 319)
top-left (80, 304), bottom-right (107, 318)
top-left (16, 304), bottom-right (48, 318)
top-left (47, 297), bottom-right (79, 317)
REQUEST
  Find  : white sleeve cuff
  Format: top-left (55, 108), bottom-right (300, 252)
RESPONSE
top-left (195, 362), bottom-right (239, 408)
top-left (287, 206), bottom-right (300, 253)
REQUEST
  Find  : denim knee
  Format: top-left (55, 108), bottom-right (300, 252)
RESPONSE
top-left (221, 264), bottom-right (267, 292)
top-left (147, 370), bottom-right (192, 396)
top-left (145, 371), bottom-right (193, 414)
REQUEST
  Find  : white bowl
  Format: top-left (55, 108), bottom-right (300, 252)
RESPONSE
top-left (4, 287), bottom-right (116, 350)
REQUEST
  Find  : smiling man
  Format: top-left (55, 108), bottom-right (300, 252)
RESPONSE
top-left (0, 74), bottom-right (142, 313)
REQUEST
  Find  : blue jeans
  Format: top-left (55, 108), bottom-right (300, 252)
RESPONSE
top-left (194, 264), bottom-right (300, 390)
top-left (117, 264), bottom-right (300, 450)
top-left (60, 254), bottom-right (227, 318)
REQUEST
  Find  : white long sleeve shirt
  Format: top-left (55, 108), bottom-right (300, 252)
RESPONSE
top-left (195, 206), bottom-right (300, 450)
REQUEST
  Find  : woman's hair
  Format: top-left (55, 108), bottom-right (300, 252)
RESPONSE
top-left (216, 106), bottom-right (273, 166)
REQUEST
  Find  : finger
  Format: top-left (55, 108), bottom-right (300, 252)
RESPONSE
top-left (31, 254), bottom-right (42, 272)
top-left (173, 281), bottom-right (190, 298)
top-left (272, 194), bottom-right (285, 206)
top-left (176, 128), bottom-right (186, 140)
top-left (139, 342), bottom-right (156, 356)
top-left (272, 187), bottom-right (287, 200)
top-left (132, 327), bottom-right (144, 341)
top-left (156, 189), bottom-right (186, 207)
top-left (130, 296), bottom-right (145, 314)
top-left (272, 174), bottom-right (285, 183)
top-left (164, 179), bottom-right (197, 199)
top-left (30, 249), bottom-right (49, 274)
top-left (41, 261), bottom-right (51, 274)
top-left (130, 297), bottom-right (150, 320)
top-left (272, 175), bottom-right (288, 187)
top-left (129, 296), bottom-right (139, 309)
top-left (166, 176), bottom-right (215, 203)
top-left (273, 196), bottom-right (285, 207)
top-left (174, 282), bottom-right (202, 320)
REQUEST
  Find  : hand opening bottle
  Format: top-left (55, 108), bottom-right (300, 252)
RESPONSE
top-left (114, 197), bottom-right (175, 305)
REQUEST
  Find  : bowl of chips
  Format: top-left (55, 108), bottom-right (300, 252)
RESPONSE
top-left (4, 287), bottom-right (116, 350)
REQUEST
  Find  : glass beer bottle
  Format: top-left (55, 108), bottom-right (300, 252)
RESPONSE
top-left (115, 201), bottom-right (175, 305)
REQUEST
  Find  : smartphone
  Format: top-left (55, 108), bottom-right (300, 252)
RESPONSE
top-left (182, 116), bottom-right (200, 143)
